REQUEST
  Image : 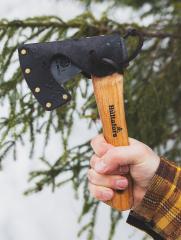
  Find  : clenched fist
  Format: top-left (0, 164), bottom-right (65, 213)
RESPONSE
top-left (88, 134), bottom-right (160, 208)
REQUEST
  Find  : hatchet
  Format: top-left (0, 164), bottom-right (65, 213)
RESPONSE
top-left (18, 29), bottom-right (143, 211)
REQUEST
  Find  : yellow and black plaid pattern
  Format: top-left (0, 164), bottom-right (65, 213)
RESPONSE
top-left (127, 157), bottom-right (181, 240)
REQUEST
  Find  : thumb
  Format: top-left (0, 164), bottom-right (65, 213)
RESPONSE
top-left (94, 145), bottom-right (137, 174)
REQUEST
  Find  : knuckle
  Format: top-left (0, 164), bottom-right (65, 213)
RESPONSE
top-left (88, 183), bottom-right (101, 200)
top-left (91, 135), bottom-right (107, 157)
top-left (98, 143), bottom-right (110, 156)
top-left (88, 169), bottom-right (100, 184)
top-left (94, 172), bottom-right (101, 183)
top-left (90, 135), bottom-right (98, 148)
top-left (90, 154), bottom-right (96, 167)
top-left (97, 144), bottom-right (104, 156)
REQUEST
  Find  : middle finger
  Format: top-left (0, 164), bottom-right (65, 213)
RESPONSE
top-left (90, 154), bottom-right (129, 175)
top-left (88, 168), bottom-right (128, 190)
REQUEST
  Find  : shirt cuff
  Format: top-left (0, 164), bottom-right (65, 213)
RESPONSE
top-left (127, 157), bottom-right (180, 240)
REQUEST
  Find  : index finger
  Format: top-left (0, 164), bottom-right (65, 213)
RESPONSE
top-left (90, 134), bottom-right (112, 157)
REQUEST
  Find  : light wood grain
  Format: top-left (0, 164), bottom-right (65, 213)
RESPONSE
top-left (92, 73), bottom-right (133, 211)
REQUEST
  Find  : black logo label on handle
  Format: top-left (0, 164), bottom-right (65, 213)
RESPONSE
top-left (109, 105), bottom-right (122, 137)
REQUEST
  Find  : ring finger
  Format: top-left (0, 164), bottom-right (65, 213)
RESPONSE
top-left (88, 168), bottom-right (128, 190)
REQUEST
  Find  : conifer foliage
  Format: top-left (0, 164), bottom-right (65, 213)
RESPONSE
top-left (0, 0), bottom-right (180, 239)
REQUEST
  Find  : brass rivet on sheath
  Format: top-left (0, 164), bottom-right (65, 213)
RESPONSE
top-left (62, 94), bottom-right (68, 100)
top-left (21, 49), bottom-right (27, 55)
top-left (35, 87), bottom-right (40, 93)
top-left (25, 68), bottom-right (31, 74)
top-left (46, 102), bottom-right (52, 108)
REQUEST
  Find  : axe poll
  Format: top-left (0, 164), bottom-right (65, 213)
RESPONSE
top-left (18, 29), bottom-right (143, 211)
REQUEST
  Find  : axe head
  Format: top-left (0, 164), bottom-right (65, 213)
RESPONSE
top-left (18, 29), bottom-right (143, 111)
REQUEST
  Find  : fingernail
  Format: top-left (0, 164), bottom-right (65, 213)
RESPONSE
top-left (116, 179), bottom-right (128, 189)
top-left (95, 161), bottom-right (107, 172)
top-left (102, 191), bottom-right (113, 200)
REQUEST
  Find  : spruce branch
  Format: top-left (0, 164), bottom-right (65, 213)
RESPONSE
top-left (0, 5), bottom-right (180, 239)
top-left (0, 15), bottom-right (181, 39)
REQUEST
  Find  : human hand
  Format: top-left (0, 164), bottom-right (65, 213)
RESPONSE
top-left (88, 134), bottom-right (160, 208)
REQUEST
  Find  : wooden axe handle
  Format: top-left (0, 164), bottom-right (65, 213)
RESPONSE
top-left (92, 73), bottom-right (133, 211)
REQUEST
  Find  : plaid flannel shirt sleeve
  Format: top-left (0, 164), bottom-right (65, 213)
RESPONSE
top-left (127, 157), bottom-right (181, 240)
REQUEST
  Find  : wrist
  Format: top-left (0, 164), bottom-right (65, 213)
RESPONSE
top-left (133, 154), bottom-right (160, 208)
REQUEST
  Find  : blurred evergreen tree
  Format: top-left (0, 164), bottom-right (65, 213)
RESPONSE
top-left (0, 0), bottom-right (180, 239)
